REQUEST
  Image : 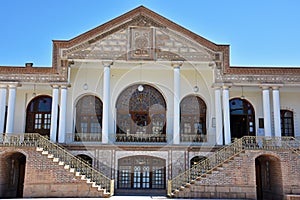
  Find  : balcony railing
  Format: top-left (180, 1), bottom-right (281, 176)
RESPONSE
top-left (180, 134), bottom-right (207, 143)
top-left (116, 133), bottom-right (166, 143)
top-left (74, 133), bottom-right (102, 142)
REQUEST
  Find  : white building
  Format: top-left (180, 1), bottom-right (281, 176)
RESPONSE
top-left (0, 6), bottom-right (299, 198)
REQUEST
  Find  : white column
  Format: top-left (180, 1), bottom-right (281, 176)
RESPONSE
top-left (102, 63), bottom-right (112, 144)
top-left (5, 85), bottom-right (17, 134)
top-left (50, 85), bottom-right (59, 142)
top-left (58, 86), bottom-right (68, 143)
top-left (272, 87), bottom-right (281, 137)
top-left (262, 86), bottom-right (272, 137)
top-left (0, 85), bottom-right (7, 133)
top-left (222, 86), bottom-right (231, 145)
top-left (173, 64), bottom-right (181, 144)
top-left (215, 87), bottom-right (223, 145)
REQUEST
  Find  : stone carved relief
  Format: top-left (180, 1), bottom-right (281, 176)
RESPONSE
top-left (128, 27), bottom-right (154, 60)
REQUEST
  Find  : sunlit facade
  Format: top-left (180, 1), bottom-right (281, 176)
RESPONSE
top-left (0, 6), bottom-right (299, 199)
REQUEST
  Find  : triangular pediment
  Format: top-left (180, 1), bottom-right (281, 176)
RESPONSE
top-left (54, 6), bottom-right (227, 64)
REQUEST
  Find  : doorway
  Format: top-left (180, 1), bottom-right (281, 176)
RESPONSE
top-left (0, 152), bottom-right (26, 198)
top-left (117, 155), bottom-right (166, 195)
top-left (255, 155), bottom-right (283, 200)
top-left (230, 98), bottom-right (255, 139)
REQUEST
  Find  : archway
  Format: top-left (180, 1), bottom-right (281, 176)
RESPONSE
top-left (26, 95), bottom-right (52, 137)
top-left (281, 110), bottom-right (294, 137)
top-left (230, 98), bottom-right (255, 139)
top-left (0, 152), bottom-right (26, 198)
top-left (255, 155), bottom-right (283, 200)
top-left (180, 95), bottom-right (207, 142)
top-left (117, 155), bottom-right (166, 195)
top-left (116, 84), bottom-right (166, 142)
top-left (190, 156), bottom-right (206, 168)
top-left (75, 95), bottom-right (103, 141)
top-left (76, 154), bottom-right (93, 166)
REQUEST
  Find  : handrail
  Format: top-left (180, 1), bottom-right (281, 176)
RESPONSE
top-left (168, 136), bottom-right (300, 196)
top-left (0, 133), bottom-right (113, 195)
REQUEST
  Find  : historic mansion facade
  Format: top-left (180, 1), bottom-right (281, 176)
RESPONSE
top-left (0, 6), bottom-right (299, 200)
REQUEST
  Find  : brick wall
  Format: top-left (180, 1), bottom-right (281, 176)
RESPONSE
top-left (0, 147), bottom-right (106, 198)
top-left (175, 150), bottom-right (300, 199)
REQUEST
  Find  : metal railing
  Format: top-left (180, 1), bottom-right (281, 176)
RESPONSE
top-left (0, 133), bottom-right (114, 196)
top-left (74, 132), bottom-right (102, 142)
top-left (116, 133), bottom-right (166, 143)
top-left (168, 136), bottom-right (300, 196)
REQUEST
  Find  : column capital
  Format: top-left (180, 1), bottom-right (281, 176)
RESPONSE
top-left (260, 85), bottom-right (270, 90)
top-left (272, 86), bottom-right (280, 90)
top-left (222, 85), bottom-right (231, 90)
top-left (171, 61), bottom-right (184, 68)
top-left (102, 61), bottom-right (114, 67)
top-left (50, 84), bottom-right (60, 89)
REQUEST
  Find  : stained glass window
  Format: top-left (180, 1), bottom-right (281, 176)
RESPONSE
top-left (180, 95), bottom-right (207, 142)
top-left (116, 84), bottom-right (166, 136)
top-left (75, 95), bottom-right (103, 134)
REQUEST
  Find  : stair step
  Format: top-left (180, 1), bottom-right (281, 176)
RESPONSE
top-left (53, 157), bottom-right (59, 162)
top-left (42, 151), bottom-right (48, 155)
top-left (64, 165), bottom-right (70, 169)
top-left (36, 147), bottom-right (43, 151)
top-left (75, 172), bottom-right (81, 176)
top-left (70, 168), bottom-right (75, 173)
top-left (47, 154), bottom-right (54, 159)
top-left (58, 161), bottom-right (64, 165)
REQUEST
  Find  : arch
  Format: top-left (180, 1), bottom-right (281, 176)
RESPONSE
top-left (76, 154), bottom-right (93, 166)
top-left (75, 95), bottom-right (103, 141)
top-left (280, 109), bottom-right (294, 137)
top-left (25, 95), bottom-right (52, 137)
top-left (255, 154), bottom-right (283, 200)
top-left (180, 95), bottom-right (207, 142)
top-left (0, 152), bottom-right (26, 198)
top-left (115, 84), bottom-right (167, 142)
top-left (230, 98), bottom-right (255, 139)
top-left (190, 156), bottom-right (206, 168)
top-left (117, 155), bottom-right (166, 192)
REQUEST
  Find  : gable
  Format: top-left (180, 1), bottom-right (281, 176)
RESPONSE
top-left (54, 6), bottom-right (226, 65)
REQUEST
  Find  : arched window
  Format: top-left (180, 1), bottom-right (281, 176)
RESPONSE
top-left (280, 110), bottom-right (294, 137)
top-left (26, 95), bottom-right (52, 137)
top-left (116, 84), bottom-right (166, 142)
top-left (230, 98), bottom-right (255, 139)
top-left (180, 95), bottom-right (207, 142)
top-left (75, 95), bottom-right (103, 141)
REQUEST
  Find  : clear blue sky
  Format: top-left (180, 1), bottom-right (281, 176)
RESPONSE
top-left (0, 0), bottom-right (299, 67)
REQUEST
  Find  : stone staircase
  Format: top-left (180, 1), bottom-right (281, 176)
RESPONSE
top-left (0, 133), bottom-right (113, 198)
top-left (168, 136), bottom-right (300, 199)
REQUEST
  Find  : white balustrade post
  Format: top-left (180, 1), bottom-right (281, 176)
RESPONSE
top-left (102, 62), bottom-right (112, 144)
top-left (0, 85), bottom-right (7, 134)
top-left (58, 86), bottom-right (68, 143)
top-left (5, 85), bottom-right (17, 134)
top-left (215, 87), bottom-right (223, 145)
top-left (272, 87), bottom-right (281, 137)
top-left (222, 86), bottom-right (231, 145)
top-left (262, 86), bottom-right (272, 137)
top-left (50, 85), bottom-right (59, 142)
top-left (173, 63), bottom-right (182, 144)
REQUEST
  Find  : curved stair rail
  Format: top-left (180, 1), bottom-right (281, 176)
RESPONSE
top-left (168, 136), bottom-right (300, 196)
top-left (0, 133), bottom-right (114, 196)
